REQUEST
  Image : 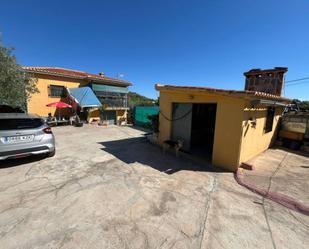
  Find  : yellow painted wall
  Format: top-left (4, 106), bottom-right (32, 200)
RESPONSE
top-left (239, 104), bottom-right (283, 163)
top-left (158, 90), bottom-right (245, 171)
top-left (88, 109), bottom-right (127, 124)
top-left (116, 110), bottom-right (127, 124)
top-left (88, 108), bottom-right (101, 122)
top-left (27, 74), bottom-right (85, 117)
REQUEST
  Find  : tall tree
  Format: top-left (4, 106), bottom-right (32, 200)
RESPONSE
top-left (0, 40), bottom-right (38, 110)
top-left (292, 99), bottom-right (309, 111)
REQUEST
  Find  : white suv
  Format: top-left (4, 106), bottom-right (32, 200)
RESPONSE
top-left (0, 113), bottom-right (55, 160)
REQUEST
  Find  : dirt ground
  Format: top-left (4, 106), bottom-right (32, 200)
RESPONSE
top-left (0, 125), bottom-right (308, 249)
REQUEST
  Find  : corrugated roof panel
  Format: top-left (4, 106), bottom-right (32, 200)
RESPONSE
top-left (68, 87), bottom-right (102, 108)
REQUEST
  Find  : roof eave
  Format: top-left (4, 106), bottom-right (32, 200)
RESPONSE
top-left (155, 84), bottom-right (292, 103)
top-left (88, 77), bottom-right (132, 87)
top-left (23, 69), bottom-right (84, 80)
top-left (24, 69), bottom-right (132, 86)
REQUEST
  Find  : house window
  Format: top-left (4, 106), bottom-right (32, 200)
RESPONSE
top-left (265, 107), bottom-right (275, 133)
top-left (49, 85), bottom-right (65, 97)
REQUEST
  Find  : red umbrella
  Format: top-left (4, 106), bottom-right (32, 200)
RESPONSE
top-left (46, 102), bottom-right (72, 120)
top-left (46, 102), bottom-right (72, 108)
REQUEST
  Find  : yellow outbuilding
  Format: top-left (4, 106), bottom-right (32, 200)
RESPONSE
top-left (155, 68), bottom-right (292, 171)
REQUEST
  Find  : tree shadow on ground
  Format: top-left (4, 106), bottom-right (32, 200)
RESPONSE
top-left (0, 155), bottom-right (46, 169)
top-left (98, 137), bottom-right (224, 174)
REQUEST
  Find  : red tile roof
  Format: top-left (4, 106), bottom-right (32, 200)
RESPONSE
top-left (155, 84), bottom-right (292, 103)
top-left (23, 67), bottom-right (132, 86)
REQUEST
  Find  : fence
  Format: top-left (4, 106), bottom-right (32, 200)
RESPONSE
top-left (134, 106), bottom-right (159, 127)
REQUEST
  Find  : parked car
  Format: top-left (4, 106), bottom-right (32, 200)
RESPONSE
top-left (0, 104), bottom-right (24, 113)
top-left (0, 113), bottom-right (55, 160)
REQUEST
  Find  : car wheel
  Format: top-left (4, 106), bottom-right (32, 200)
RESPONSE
top-left (48, 149), bottom-right (56, 157)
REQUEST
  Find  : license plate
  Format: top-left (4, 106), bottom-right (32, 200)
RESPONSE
top-left (4, 135), bottom-right (34, 144)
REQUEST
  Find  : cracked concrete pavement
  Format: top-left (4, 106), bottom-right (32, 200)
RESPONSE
top-left (0, 125), bottom-right (308, 249)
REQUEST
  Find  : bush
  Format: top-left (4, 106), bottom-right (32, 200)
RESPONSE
top-left (148, 114), bottom-right (159, 132)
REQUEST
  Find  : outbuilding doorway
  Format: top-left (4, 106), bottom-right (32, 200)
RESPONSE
top-left (171, 103), bottom-right (217, 161)
top-left (190, 103), bottom-right (217, 160)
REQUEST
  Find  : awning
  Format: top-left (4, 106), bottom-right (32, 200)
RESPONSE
top-left (68, 87), bottom-right (102, 108)
top-left (91, 84), bottom-right (129, 94)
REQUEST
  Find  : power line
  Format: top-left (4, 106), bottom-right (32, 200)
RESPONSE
top-left (285, 81), bottom-right (309, 87)
top-left (285, 77), bottom-right (309, 83)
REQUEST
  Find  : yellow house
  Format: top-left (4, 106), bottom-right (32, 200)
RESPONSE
top-left (155, 68), bottom-right (292, 172)
top-left (23, 67), bottom-right (132, 123)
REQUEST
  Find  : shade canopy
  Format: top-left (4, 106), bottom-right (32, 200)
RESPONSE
top-left (68, 87), bottom-right (102, 108)
top-left (91, 84), bottom-right (128, 94)
top-left (46, 102), bottom-right (72, 108)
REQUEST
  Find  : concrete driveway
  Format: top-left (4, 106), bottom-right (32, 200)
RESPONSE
top-left (0, 125), bottom-right (308, 249)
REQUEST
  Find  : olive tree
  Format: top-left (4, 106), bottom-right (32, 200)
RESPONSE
top-left (0, 40), bottom-right (38, 110)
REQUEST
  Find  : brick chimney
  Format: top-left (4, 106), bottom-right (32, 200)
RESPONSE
top-left (244, 67), bottom-right (288, 96)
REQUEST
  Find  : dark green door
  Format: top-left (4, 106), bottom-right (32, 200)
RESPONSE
top-left (101, 111), bottom-right (116, 124)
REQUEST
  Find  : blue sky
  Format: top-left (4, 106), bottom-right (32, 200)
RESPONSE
top-left (1, 0), bottom-right (308, 100)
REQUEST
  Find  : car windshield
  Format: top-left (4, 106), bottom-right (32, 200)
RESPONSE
top-left (0, 118), bottom-right (44, 130)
